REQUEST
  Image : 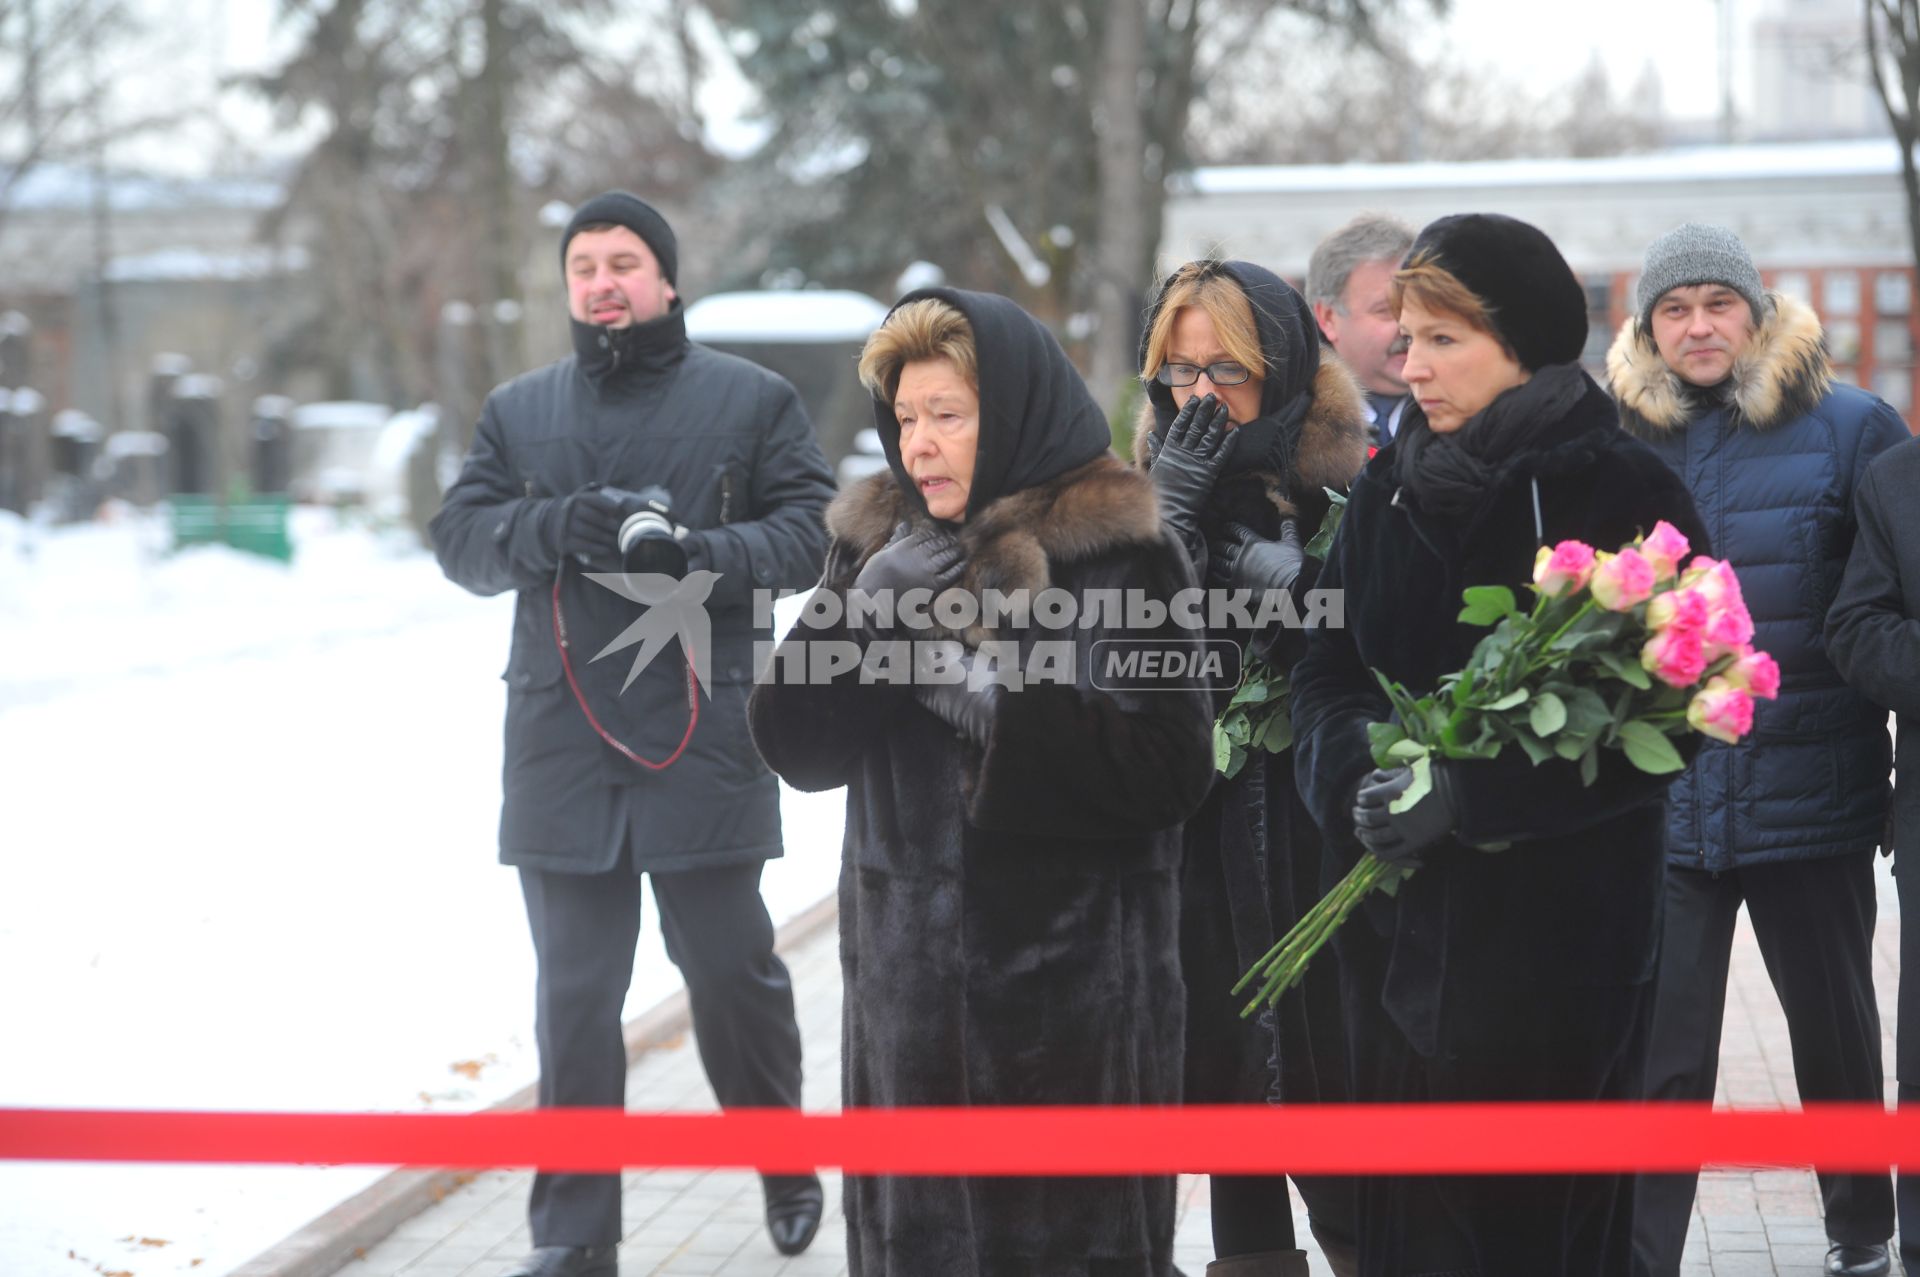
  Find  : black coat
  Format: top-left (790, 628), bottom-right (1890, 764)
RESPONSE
top-left (1291, 372), bottom-right (1709, 1274)
top-left (1294, 372), bottom-right (1708, 1058)
top-left (748, 290), bottom-right (1214, 1277)
top-left (429, 304), bottom-right (835, 873)
top-left (1133, 261), bottom-right (1372, 1122)
top-left (1610, 293), bottom-right (1908, 871)
top-left (1828, 433), bottom-right (1920, 862)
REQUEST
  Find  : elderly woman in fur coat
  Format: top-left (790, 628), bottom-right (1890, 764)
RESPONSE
top-left (747, 288), bottom-right (1215, 1277)
top-left (1289, 215), bottom-right (1709, 1277)
top-left (1133, 260), bottom-right (1370, 1277)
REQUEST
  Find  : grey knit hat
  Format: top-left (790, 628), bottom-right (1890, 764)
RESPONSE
top-left (1636, 223), bottom-right (1766, 329)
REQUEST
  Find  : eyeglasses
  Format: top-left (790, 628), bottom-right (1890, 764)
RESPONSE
top-left (1154, 361), bottom-right (1252, 388)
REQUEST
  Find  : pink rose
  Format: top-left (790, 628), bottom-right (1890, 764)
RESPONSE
top-left (1642, 626), bottom-right (1708, 688)
top-left (1533, 540), bottom-right (1597, 598)
top-left (1647, 587), bottom-right (1710, 635)
top-left (1687, 676), bottom-right (1756, 744)
top-left (1590, 548), bottom-right (1656, 612)
top-left (1723, 647), bottom-right (1781, 700)
top-left (1640, 521), bottom-right (1692, 581)
top-left (1703, 604), bottom-right (1756, 657)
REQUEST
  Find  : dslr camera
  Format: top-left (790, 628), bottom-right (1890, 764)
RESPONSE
top-left (616, 485), bottom-right (689, 577)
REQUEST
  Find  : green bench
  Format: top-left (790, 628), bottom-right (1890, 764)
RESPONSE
top-left (169, 494), bottom-right (294, 563)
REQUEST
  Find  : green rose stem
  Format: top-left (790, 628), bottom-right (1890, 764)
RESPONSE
top-left (1233, 851), bottom-right (1400, 1014)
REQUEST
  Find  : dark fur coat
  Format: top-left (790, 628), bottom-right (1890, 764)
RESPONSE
top-left (748, 290), bottom-right (1214, 1276)
top-left (1133, 263), bottom-right (1370, 1253)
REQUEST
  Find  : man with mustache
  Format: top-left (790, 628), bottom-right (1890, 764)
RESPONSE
top-left (1608, 223), bottom-right (1911, 1277)
top-left (430, 191), bottom-right (836, 1277)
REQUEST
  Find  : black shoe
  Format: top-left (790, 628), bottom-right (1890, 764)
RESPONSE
top-left (764, 1173), bottom-right (824, 1256)
top-left (499, 1245), bottom-right (616, 1277)
top-left (1825, 1241), bottom-right (1891, 1277)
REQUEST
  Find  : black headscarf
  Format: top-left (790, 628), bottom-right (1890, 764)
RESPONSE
top-left (1138, 260), bottom-right (1322, 476)
top-left (872, 288), bottom-right (1112, 521)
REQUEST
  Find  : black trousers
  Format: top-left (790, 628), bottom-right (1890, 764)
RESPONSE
top-left (519, 853), bottom-right (804, 1247)
top-left (1895, 851), bottom-right (1920, 1261)
top-left (1632, 853), bottom-right (1893, 1276)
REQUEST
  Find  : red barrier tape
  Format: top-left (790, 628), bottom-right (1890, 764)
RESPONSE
top-left (3, 1105), bottom-right (1919, 1175)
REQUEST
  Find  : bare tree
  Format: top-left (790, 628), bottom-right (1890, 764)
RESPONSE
top-left (1866, 0), bottom-right (1920, 283)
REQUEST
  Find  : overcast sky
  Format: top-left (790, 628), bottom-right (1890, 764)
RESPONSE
top-left (138, 0), bottom-right (1741, 174)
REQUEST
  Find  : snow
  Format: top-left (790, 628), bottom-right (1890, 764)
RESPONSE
top-left (1188, 138), bottom-right (1904, 196)
top-left (684, 290), bottom-right (890, 343)
top-left (0, 510), bottom-right (845, 1276)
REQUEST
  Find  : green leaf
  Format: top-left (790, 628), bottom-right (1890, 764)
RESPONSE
top-left (1487, 689), bottom-right (1529, 711)
top-left (1225, 714), bottom-right (1252, 746)
top-left (1367, 720), bottom-right (1407, 767)
top-left (1598, 651), bottom-right (1653, 690)
top-left (1385, 738), bottom-right (1429, 763)
top-left (1260, 713), bottom-right (1293, 753)
top-left (1618, 720), bottom-right (1686, 774)
top-left (1512, 728), bottom-right (1554, 765)
top-left (1303, 492), bottom-right (1348, 561)
top-left (1529, 691), bottom-right (1567, 736)
top-left (1213, 725), bottom-right (1234, 774)
top-left (1554, 733), bottom-right (1588, 761)
top-left (1227, 742), bottom-right (1246, 777)
top-left (1579, 746), bottom-right (1600, 787)
top-left (1458, 585), bottom-right (1518, 627)
top-left (1388, 755), bottom-right (1433, 814)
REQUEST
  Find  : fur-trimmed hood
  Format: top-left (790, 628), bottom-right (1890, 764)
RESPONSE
top-left (1129, 355), bottom-right (1369, 518)
top-left (826, 452), bottom-right (1161, 602)
top-left (1607, 290), bottom-right (1833, 435)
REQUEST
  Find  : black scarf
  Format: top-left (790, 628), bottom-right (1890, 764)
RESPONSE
top-left (1392, 363), bottom-right (1591, 519)
top-left (873, 287), bottom-right (1110, 521)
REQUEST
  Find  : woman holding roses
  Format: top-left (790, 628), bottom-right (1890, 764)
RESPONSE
top-left (1288, 214), bottom-right (1709, 1275)
top-left (1134, 260), bottom-right (1370, 1277)
top-left (748, 289), bottom-right (1214, 1276)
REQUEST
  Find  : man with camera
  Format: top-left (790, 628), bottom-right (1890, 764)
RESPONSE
top-left (430, 192), bottom-right (836, 1277)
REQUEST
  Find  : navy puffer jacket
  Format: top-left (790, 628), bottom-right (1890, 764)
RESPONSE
top-left (1608, 292), bottom-right (1909, 871)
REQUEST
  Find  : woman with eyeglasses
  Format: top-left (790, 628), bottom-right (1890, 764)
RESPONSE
top-left (1135, 261), bottom-right (1371, 1277)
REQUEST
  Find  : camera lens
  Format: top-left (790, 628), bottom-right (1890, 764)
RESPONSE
top-left (618, 509), bottom-right (688, 577)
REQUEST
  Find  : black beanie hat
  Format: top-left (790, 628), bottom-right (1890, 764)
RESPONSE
top-left (1405, 213), bottom-right (1588, 371)
top-left (560, 191), bottom-right (678, 287)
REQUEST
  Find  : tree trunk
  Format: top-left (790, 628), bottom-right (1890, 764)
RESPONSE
top-left (1090, 0), bottom-right (1148, 422)
top-left (478, 0), bottom-right (523, 381)
top-left (1867, 0), bottom-right (1920, 287)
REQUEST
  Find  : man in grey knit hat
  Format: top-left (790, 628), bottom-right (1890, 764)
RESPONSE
top-left (1608, 223), bottom-right (1910, 1277)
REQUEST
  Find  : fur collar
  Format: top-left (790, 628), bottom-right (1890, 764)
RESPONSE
top-left (825, 453), bottom-right (1161, 600)
top-left (1607, 290), bottom-right (1833, 435)
top-left (1128, 355), bottom-right (1370, 517)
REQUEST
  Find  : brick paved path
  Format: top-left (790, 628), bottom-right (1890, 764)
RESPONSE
top-left (342, 860), bottom-right (1905, 1277)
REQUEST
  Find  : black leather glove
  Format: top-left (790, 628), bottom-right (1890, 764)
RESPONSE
top-left (913, 647), bottom-right (1003, 746)
top-left (1148, 394), bottom-right (1238, 552)
top-left (849, 524), bottom-right (965, 644)
top-left (1209, 519), bottom-right (1305, 596)
top-left (1352, 764), bottom-right (1458, 863)
top-left (548, 489), bottom-right (626, 571)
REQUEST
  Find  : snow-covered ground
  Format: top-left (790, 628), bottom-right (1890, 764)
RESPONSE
top-left (0, 507), bottom-right (845, 1277)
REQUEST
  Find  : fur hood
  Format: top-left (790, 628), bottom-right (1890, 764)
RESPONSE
top-left (1607, 290), bottom-right (1833, 435)
top-left (1128, 356), bottom-right (1371, 518)
top-left (825, 452), bottom-right (1161, 602)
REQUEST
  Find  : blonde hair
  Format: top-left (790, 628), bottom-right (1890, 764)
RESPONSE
top-left (1390, 250), bottom-right (1516, 358)
top-left (858, 298), bottom-right (977, 400)
top-left (1139, 263), bottom-right (1267, 381)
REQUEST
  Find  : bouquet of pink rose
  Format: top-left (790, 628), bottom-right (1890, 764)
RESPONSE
top-left (1236, 521), bottom-right (1779, 1014)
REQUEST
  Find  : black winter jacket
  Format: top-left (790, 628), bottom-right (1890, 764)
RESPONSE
top-left (429, 303), bottom-right (834, 873)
